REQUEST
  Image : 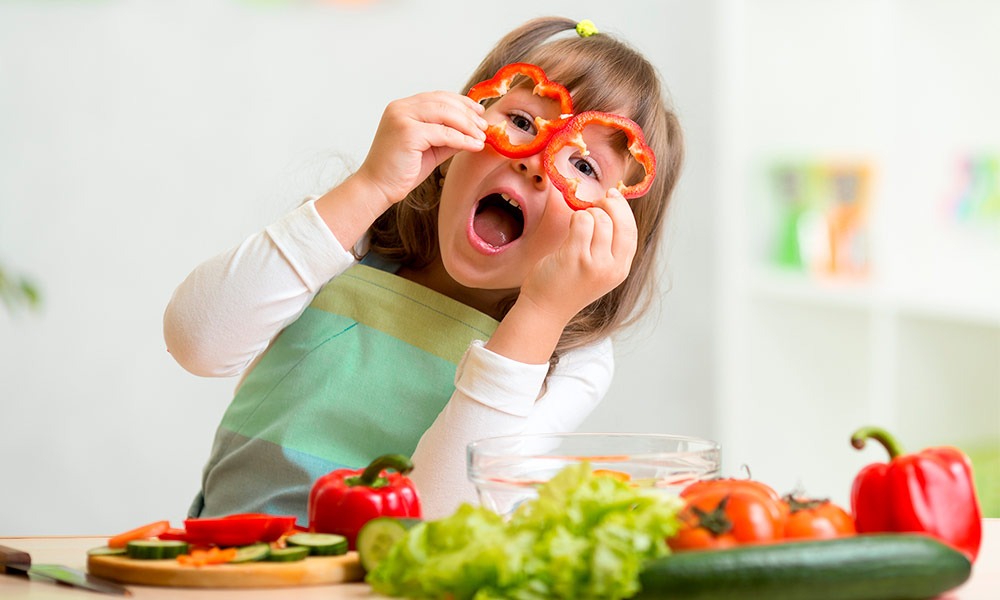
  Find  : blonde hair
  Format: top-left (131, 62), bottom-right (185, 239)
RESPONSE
top-left (368, 16), bottom-right (685, 364)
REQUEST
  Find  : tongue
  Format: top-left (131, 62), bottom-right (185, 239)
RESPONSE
top-left (473, 205), bottom-right (517, 247)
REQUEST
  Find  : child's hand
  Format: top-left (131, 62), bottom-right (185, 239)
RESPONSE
top-left (356, 92), bottom-right (487, 206)
top-left (520, 189), bottom-right (639, 325)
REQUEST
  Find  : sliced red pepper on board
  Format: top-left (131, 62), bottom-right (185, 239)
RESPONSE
top-left (308, 454), bottom-right (422, 550)
top-left (850, 426), bottom-right (982, 561)
top-left (182, 513), bottom-right (296, 547)
top-left (542, 110), bottom-right (657, 210)
top-left (467, 62), bottom-right (574, 159)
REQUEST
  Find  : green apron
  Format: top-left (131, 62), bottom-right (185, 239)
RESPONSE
top-left (189, 262), bottom-right (499, 524)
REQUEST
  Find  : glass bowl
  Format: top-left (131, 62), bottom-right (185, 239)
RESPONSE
top-left (467, 432), bottom-right (721, 516)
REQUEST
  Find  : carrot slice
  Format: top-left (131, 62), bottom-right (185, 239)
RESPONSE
top-left (107, 520), bottom-right (171, 549)
top-left (177, 546), bottom-right (238, 567)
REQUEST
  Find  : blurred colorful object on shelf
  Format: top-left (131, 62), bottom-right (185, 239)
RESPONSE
top-left (766, 158), bottom-right (874, 278)
top-left (948, 153), bottom-right (1000, 226)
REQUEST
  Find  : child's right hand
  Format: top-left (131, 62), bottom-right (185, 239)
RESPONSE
top-left (356, 92), bottom-right (487, 206)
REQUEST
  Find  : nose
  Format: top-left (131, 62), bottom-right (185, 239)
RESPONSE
top-left (511, 154), bottom-right (547, 189)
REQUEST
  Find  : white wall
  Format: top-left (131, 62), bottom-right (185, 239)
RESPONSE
top-left (0, 0), bottom-right (717, 535)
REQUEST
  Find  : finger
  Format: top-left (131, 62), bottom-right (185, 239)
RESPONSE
top-left (411, 93), bottom-right (488, 140)
top-left (566, 209), bottom-right (597, 258)
top-left (419, 121), bottom-right (486, 154)
top-left (585, 206), bottom-right (615, 258)
top-left (593, 188), bottom-right (639, 261)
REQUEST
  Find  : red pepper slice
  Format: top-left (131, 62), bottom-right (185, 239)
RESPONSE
top-left (182, 513), bottom-right (296, 547)
top-left (467, 62), bottom-right (574, 159)
top-left (850, 426), bottom-right (983, 561)
top-left (542, 111), bottom-right (657, 210)
top-left (308, 454), bottom-right (422, 550)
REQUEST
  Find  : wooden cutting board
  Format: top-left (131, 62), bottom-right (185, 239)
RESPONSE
top-left (87, 552), bottom-right (364, 588)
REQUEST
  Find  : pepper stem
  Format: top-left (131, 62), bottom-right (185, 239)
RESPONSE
top-left (850, 426), bottom-right (905, 459)
top-left (357, 454), bottom-right (414, 487)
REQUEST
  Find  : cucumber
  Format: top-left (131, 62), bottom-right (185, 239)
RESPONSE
top-left (357, 517), bottom-right (422, 572)
top-left (86, 546), bottom-right (128, 557)
top-left (287, 533), bottom-right (349, 556)
top-left (125, 540), bottom-right (190, 560)
top-left (635, 533), bottom-right (971, 600)
top-left (229, 543), bottom-right (271, 563)
top-left (266, 546), bottom-right (310, 562)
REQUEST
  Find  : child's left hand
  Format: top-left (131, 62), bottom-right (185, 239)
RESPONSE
top-left (519, 188), bottom-right (638, 325)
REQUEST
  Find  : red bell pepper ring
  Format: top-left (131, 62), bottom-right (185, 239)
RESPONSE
top-left (182, 513), bottom-right (296, 547)
top-left (850, 426), bottom-right (982, 561)
top-left (542, 110), bottom-right (657, 211)
top-left (467, 62), bottom-right (574, 159)
top-left (308, 454), bottom-right (422, 550)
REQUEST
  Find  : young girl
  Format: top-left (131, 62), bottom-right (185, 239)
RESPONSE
top-left (164, 16), bottom-right (684, 521)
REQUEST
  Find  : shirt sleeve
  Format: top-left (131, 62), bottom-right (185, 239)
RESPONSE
top-left (163, 198), bottom-right (356, 377)
top-left (409, 337), bottom-right (615, 519)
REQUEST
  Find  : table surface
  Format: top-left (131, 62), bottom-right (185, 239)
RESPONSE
top-left (3, 519), bottom-right (998, 599)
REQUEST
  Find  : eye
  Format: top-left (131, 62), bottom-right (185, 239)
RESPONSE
top-left (572, 155), bottom-right (602, 180)
top-left (508, 110), bottom-right (537, 135)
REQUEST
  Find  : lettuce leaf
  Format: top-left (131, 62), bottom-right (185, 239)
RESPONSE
top-left (367, 463), bottom-right (682, 599)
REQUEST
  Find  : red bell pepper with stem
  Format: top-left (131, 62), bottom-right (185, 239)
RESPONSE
top-left (308, 454), bottom-right (422, 550)
top-left (467, 62), bottom-right (574, 159)
top-left (850, 426), bottom-right (982, 561)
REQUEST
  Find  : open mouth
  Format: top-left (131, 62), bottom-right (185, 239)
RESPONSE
top-left (472, 193), bottom-right (524, 249)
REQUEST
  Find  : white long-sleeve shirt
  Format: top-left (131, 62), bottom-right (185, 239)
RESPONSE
top-left (163, 198), bottom-right (614, 519)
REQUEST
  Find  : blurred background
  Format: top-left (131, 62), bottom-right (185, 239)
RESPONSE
top-left (1, 0), bottom-right (997, 535)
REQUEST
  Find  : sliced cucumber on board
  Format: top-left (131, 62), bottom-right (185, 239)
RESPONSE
top-left (287, 533), bottom-right (349, 556)
top-left (265, 546), bottom-right (310, 562)
top-left (635, 533), bottom-right (972, 600)
top-left (86, 546), bottom-right (128, 557)
top-left (229, 543), bottom-right (271, 563)
top-left (125, 540), bottom-right (190, 560)
top-left (357, 517), bottom-right (422, 572)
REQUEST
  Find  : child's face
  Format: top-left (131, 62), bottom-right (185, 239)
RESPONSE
top-left (437, 86), bottom-right (630, 292)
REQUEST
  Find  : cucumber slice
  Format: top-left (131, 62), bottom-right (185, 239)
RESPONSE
top-left (357, 517), bottom-right (422, 572)
top-left (286, 533), bottom-right (349, 556)
top-left (266, 546), bottom-right (310, 562)
top-left (126, 540), bottom-right (189, 560)
top-left (87, 546), bottom-right (128, 557)
top-left (229, 543), bottom-right (271, 563)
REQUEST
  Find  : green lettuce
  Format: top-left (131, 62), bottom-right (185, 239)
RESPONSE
top-left (367, 462), bottom-right (683, 599)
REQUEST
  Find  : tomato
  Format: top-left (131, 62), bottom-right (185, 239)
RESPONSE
top-left (183, 513), bottom-right (296, 547)
top-left (668, 480), bottom-right (788, 551)
top-left (681, 477), bottom-right (782, 502)
top-left (782, 496), bottom-right (857, 540)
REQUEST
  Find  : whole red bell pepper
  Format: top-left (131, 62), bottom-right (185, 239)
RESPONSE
top-left (850, 426), bottom-right (982, 561)
top-left (467, 62), bottom-right (574, 159)
top-left (542, 110), bottom-right (657, 210)
top-left (308, 454), bottom-right (422, 550)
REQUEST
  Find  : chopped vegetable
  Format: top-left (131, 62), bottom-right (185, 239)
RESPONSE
top-left (177, 546), bottom-right (239, 567)
top-left (357, 517), bottom-right (422, 573)
top-left (107, 520), bottom-right (171, 549)
top-left (127, 540), bottom-right (189, 560)
top-left (287, 533), bottom-right (349, 556)
top-left (367, 462), bottom-right (682, 600)
top-left (542, 110), bottom-right (657, 210)
top-left (229, 543), bottom-right (271, 563)
top-left (266, 546), bottom-right (310, 562)
top-left (467, 62), bottom-right (574, 159)
top-left (850, 426), bottom-right (982, 561)
top-left (183, 513), bottom-right (296, 547)
top-left (308, 454), bottom-right (422, 550)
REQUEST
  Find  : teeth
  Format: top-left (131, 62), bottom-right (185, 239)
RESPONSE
top-left (499, 193), bottom-right (520, 209)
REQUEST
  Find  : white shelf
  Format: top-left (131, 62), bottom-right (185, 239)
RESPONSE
top-left (714, 0), bottom-right (1000, 509)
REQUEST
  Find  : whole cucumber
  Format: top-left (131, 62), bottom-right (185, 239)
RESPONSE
top-left (635, 533), bottom-right (971, 600)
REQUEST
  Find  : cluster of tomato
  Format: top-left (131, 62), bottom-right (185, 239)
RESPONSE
top-left (667, 478), bottom-right (856, 551)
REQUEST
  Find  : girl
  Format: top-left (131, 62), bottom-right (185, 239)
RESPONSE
top-left (164, 16), bottom-right (684, 521)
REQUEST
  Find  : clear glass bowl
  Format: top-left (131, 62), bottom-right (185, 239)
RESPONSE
top-left (467, 432), bottom-right (721, 516)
